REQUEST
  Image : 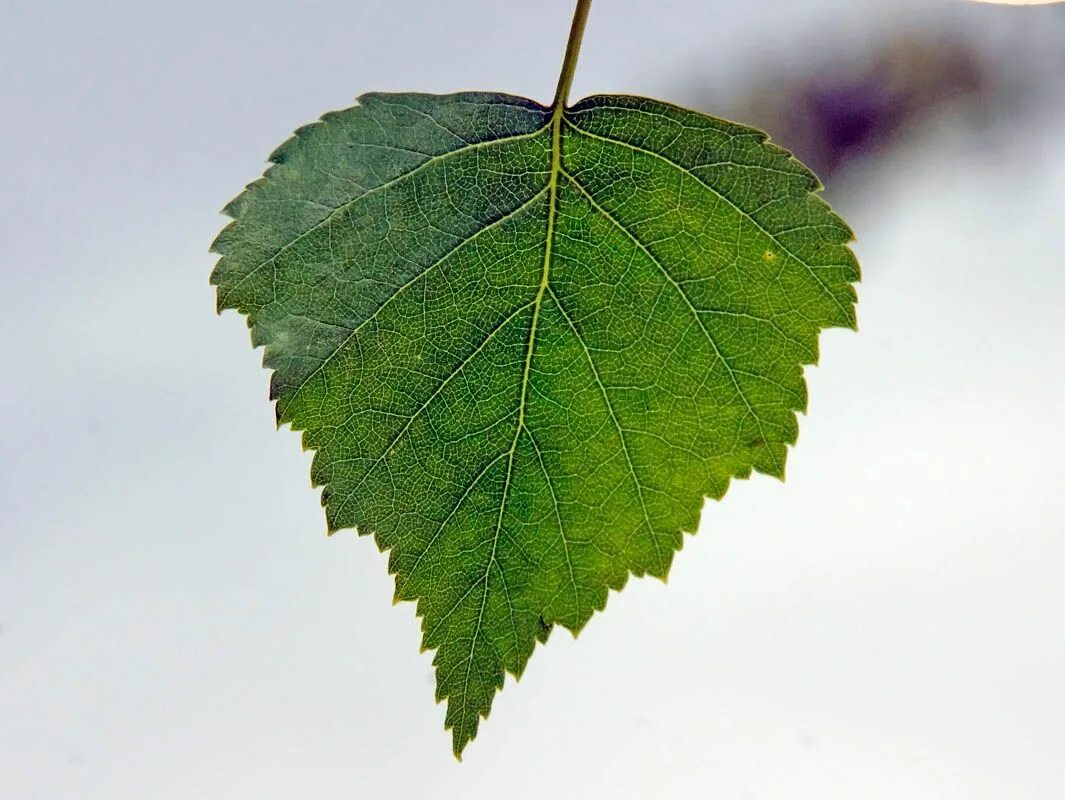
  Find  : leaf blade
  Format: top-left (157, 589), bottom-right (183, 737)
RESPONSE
top-left (211, 91), bottom-right (859, 757)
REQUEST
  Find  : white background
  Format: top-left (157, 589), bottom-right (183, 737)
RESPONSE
top-left (1, 0), bottom-right (1063, 797)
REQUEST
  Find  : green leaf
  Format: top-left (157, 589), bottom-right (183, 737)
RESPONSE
top-left (211, 91), bottom-right (858, 756)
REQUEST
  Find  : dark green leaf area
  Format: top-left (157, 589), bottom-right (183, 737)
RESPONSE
top-left (211, 91), bottom-right (859, 756)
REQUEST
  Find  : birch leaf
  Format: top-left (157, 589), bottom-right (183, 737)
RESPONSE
top-left (211, 89), bottom-right (859, 757)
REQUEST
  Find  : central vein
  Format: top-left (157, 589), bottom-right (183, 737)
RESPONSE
top-left (494, 104), bottom-right (562, 536)
top-left (518, 104), bottom-right (563, 427)
top-left (462, 107), bottom-right (565, 700)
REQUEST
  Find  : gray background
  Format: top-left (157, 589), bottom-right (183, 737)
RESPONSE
top-left (1, 0), bottom-right (1063, 797)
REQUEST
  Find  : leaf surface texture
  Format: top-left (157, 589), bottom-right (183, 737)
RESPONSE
top-left (212, 92), bottom-right (859, 756)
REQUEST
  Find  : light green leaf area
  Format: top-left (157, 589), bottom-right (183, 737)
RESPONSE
top-left (211, 92), bottom-right (859, 756)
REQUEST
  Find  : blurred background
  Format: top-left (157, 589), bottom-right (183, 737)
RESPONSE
top-left (1, 0), bottom-right (1063, 797)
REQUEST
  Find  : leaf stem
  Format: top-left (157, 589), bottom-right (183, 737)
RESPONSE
top-left (552, 0), bottom-right (592, 109)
